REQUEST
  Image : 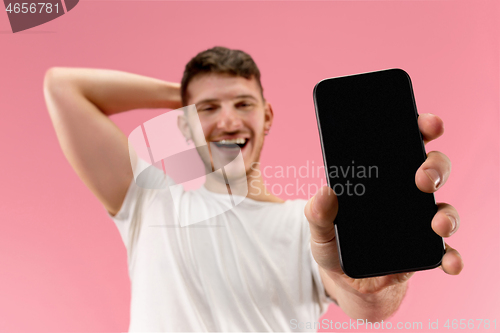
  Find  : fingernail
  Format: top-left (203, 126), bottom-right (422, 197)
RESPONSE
top-left (424, 169), bottom-right (441, 189)
top-left (446, 214), bottom-right (456, 233)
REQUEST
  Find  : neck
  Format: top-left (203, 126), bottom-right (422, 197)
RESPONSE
top-left (203, 164), bottom-right (285, 203)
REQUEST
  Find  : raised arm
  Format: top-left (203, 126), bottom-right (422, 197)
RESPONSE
top-left (43, 67), bottom-right (182, 216)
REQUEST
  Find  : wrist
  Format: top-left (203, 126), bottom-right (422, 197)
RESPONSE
top-left (336, 280), bottom-right (408, 322)
top-left (162, 82), bottom-right (182, 110)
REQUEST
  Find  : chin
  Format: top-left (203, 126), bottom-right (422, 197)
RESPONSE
top-left (221, 162), bottom-right (248, 181)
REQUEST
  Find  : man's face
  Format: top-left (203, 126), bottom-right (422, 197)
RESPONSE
top-left (179, 73), bottom-right (273, 177)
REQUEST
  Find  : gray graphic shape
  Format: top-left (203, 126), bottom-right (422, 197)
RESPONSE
top-left (4, 0), bottom-right (78, 33)
top-left (64, 0), bottom-right (78, 12)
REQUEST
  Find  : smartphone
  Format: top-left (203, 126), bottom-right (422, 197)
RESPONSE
top-left (313, 68), bottom-right (445, 278)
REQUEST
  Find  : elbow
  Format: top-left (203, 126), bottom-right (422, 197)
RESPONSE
top-left (43, 67), bottom-right (76, 118)
top-left (43, 67), bottom-right (75, 106)
top-left (43, 67), bottom-right (65, 93)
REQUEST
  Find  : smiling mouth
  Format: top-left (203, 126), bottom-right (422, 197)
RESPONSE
top-left (212, 138), bottom-right (249, 149)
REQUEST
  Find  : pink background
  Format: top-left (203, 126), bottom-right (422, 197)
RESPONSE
top-left (0, 0), bottom-right (498, 332)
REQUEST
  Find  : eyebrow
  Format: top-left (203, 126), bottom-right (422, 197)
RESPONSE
top-left (195, 95), bottom-right (259, 106)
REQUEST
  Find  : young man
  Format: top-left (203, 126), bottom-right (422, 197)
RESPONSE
top-left (44, 46), bottom-right (463, 331)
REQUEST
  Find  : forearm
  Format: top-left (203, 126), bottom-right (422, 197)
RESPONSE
top-left (44, 67), bottom-right (182, 115)
top-left (320, 268), bottom-right (408, 322)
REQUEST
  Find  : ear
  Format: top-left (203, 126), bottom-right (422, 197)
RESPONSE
top-left (177, 113), bottom-right (192, 141)
top-left (263, 101), bottom-right (274, 133)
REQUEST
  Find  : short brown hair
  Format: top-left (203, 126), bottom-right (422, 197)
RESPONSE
top-left (181, 46), bottom-right (264, 106)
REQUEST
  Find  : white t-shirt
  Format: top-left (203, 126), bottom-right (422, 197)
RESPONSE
top-left (107, 158), bottom-right (331, 332)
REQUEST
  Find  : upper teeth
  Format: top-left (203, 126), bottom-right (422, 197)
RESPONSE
top-left (216, 138), bottom-right (246, 144)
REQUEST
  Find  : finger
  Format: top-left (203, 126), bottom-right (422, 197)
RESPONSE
top-left (418, 113), bottom-right (444, 145)
top-left (431, 203), bottom-right (460, 238)
top-left (304, 186), bottom-right (338, 244)
top-left (439, 243), bottom-right (464, 275)
top-left (415, 151), bottom-right (451, 193)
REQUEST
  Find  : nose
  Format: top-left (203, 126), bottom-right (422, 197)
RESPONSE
top-left (216, 103), bottom-right (243, 132)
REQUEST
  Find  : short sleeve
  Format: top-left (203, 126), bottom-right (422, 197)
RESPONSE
top-left (106, 173), bottom-right (141, 244)
top-left (106, 157), bottom-right (165, 250)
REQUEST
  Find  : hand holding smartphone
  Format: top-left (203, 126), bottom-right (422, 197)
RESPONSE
top-left (313, 68), bottom-right (445, 278)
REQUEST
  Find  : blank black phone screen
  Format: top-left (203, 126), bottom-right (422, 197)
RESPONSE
top-left (313, 68), bottom-right (444, 278)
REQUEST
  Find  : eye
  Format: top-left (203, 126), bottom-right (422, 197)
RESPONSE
top-left (200, 105), bottom-right (217, 111)
top-left (238, 102), bottom-right (253, 108)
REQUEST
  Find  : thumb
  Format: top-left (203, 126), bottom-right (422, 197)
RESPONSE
top-left (304, 186), bottom-right (339, 244)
